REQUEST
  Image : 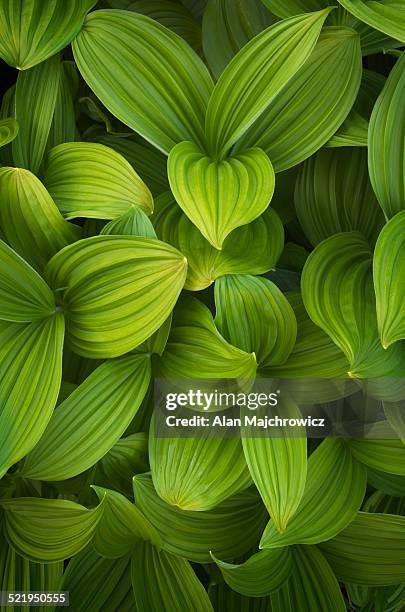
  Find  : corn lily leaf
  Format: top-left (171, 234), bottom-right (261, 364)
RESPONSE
top-left (241, 398), bottom-right (307, 532)
top-left (0, 315), bottom-right (64, 478)
top-left (59, 548), bottom-right (134, 612)
top-left (260, 438), bottom-right (367, 548)
top-left (43, 142), bottom-right (153, 220)
top-left (154, 193), bottom-right (284, 291)
top-left (348, 435), bottom-right (405, 475)
top-left (0, 0), bottom-right (94, 70)
top-left (0, 239), bottom-right (56, 322)
top-left (337, 0), bottom-right (405, 43)
top-left (202, 0), bottom-right (271, 79)
top-left (367, 467), bottom-right (405, 497)
top-left (131, 541), bottom-right (214, 612)
top-left (133, 473), bottom-right (267, 563)
top-left (301, 232), bottom-right (405, 378)
top-left (92, 486), bottom-right (160, 558)
top-left (45, 235), bottom-right (187, 358)
top-left (0, 167), bottom-right (81, 271)
top-left (374, 212), bottom-right (405, 348)
top-left (320, 512), bottom-right (405, 585)
top-left (158, 297), bottom-right (257, 380)
top-left (355, 68), bottom-right (386, 117)
top-left (101, 207), bottom-right (157, 238)
top-left (0, 496), bottom-right (106, 563)
top-left (235, 27), bottom-right (362, 172)
top-left (271, 545), bottom-right (346, 612)
top-left (295, 148), bottom-right (384, 247)
top-left (326, 109), bottom-right (369, 147)
top-left (212, 548), bottom-right (293, 597)
top-left (0, 117), bottom-right (18, 148)
top-left (21, 355), bottom-right (151, 481)
top-left (383, 401), bottom-right (405, 443)
top-left (181, 0), bottom-right (206, 19)
top-left (168, 142), bottom-right (274, 249)
top-left (205, 9), bottom-right (332, 157)
top-left (214, 274), bottom-right (297, 368)
top-left (46, 61), bottom-right (78, 151)
top-left (73, 9), bottom-right (213, 154)
top-left (209, 583), bottom-right (272, 612)
top-left (260, 0), bottom-right (332, 18)
top-left (369, 53), bottom-right (405, 218)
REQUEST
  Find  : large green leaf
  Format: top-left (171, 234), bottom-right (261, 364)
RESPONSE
top-left (337, 0), bottom-right (405, 42)
top-left (0, 167), bottom-right (80, 271)
top-left (260, 438), bottom-right (367, 548)
top-left (348, 435), bottom-right (405, 475)
top-left (214, 274), bottom-right (297, 367)
top-left (131, 542), bottom-right (213, 611)
top-left (43, 142), bottom-right (153, 220)
top-left (373, 212), bottom-right (405, 349)
top-left (325, 109), bottom-right (368, 147)
top-left (205, 9), bottom-right (332, 157)
top-left (209, 583), bottom-right (272, 612)
top-left (295, 148), bottom-right (384, 247)
top-left (0, 117), bottom-right (18, 148)
top-left (369, 52), bottom-right (405, 219)
top-left (168, 142), bottom-right (274, 249)
top-left (260, 0), bottom-right (332, 18)
top-left (367, 467), bottom-right (405, 497)
top-left (320, 512), bottom-right (405, 585)
top-left (21, 355), bottom-right (151, 481)
top-left (101, 207), bottom-right (157, 238)
top-left (0, 239), bottom-right (56, 322)
top-left (46, 61), bottom-right (78, 151)
top-left (0, 0), bottom-right (94, 70)
top-left (133, 473), bottom-right (267, 563)
top-left (45, 236), bottom-right (187, 358)
top-left (235, 27), bottom-right (362, 172)
top-left (153, 192), bottom-right (284, 290)
top-left (0, 315), bottom-right (64, 478)
top-left (72, 9), bottom-right (213, 153)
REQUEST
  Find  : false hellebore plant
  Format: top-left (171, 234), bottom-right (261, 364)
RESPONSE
top-left (0, 0), bottom-right (405, 610)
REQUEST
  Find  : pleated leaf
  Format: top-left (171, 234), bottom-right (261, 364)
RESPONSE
top-left (0, 316), bottom-right (64, 478)
top-left (295, 148), bottom-right (384, 247)
top-left (260, 438), bottom-right (367, 548)
top-left (133, 473), bottom-right (267, 563)
top-left (373, 211), bottom-right (405, 348)
top-left (72, 9), bottom-right (213, 154)
top-left (43, 142), bottom-right (154, 220)
top-left (337, 0), bottom-right (405, 43)
top-left (213, 548), bottom-right (293, 597)
top-left (101, 207), bottom-right (157, 238)
top-left (260, 0), bottom-right (332, 18)
top-left (369, 52), bottom-right (405, 218)
top-left (168, 142), bottom-right (274, 249)
top-left (205, 9), bottom-right (332, 157)
top-left (326, 109), bottom-right (369, 147)
top-left (45, 236), bottom-right (187, 358)
top-left (209, 583), bottom-right (272, 612)
top-left (320, 512), bottom-right (405, 585)
top-left (235, 26), bottom-right (363, 172)
top-left (0, 117), bottom-right (18, 148)
top-left (21, 355), bottom-right (151, 481)
top-left (46, 61), bottom-right (78, 151)
top-left (367, 467), bottom-right (405, 497)
top-left (348, 437), bottom-right (405, 475)
top-left (131, 542), bottom-right (214, 612)
top-left (0, 167), bottom-right (81, 271)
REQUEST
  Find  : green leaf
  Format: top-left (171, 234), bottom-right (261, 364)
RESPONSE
top-left (260, 438), bottom-right (367, 548)
top-left (0, 239), bottom-right (56, 322)
top-left (295, 148), bottom-right (384, 247)
top-left (101, 207), bottom-right (157, 238)
top-left (367, 467), bottom-right (405, 497)
top-left (0, 167), bottom-right (81, 271)
top-left (337, 0), bottom-right (405, 43)
top-left (46, 61), bottom-right (78, 151)
top-left (369, 53), bottom-right (405, 218)
top-left (168, 142), bottom-right (274, 249)
top-left (374, 212), bottom-right (405, 348)
top-left (12, 55), bottom-right (60, 174)
top-left (205, 9), bottom-right (333, 157)
top-left (158, 297), bottom-right (257, 380)
top-left (0, 0), bottom-right (94, 70)
top-left (214, 274), bottom-right (297, 367)
top-left (133, 473), bottom-right (267, 563)
top-left (383, 401), bottom-right (405, 443)
top-left (348, 436), bottom-right (405, 475)
top-left (43, 142), bottom-right (154, 220)
top-left (0, 316), bottom-right (64, 478)
top-left (326, 109), bottom-right (369, 147)
top-left (21, 355), bottom-right (151, 481)
top-left (202, 0), bottom-right (271, 78)
top-left (271, 545), bottom-right (346, 612)
top-left (209, 583), bottom-right (272, 612)
top-left (235, 27), bottom-right (363, 172)
top-left (131, 541), bottom-right (214, 611)
top-left (260, 0), bottom-right (332, 18)
top-left (154, 192), bottom-right (284, 290)
top-left (320, 512), bottom-right (405, 585)
top-left (45, 235), bottom-right (188, 358)
top-left (72, 9), bottom-right (213, 153)
top-left (0, 117), bottom-right (18, 148)
top-left (241, 398), bottom-right (306, 533)
top-left (0, 497), bottom-right (105, 563)
top-left (213, 547), bottom-right (293, 597)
